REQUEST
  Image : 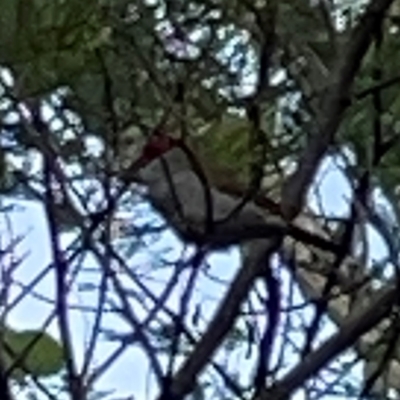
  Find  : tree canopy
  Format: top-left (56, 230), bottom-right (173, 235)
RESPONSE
top-left (1, 0), bottom-right (400, 399)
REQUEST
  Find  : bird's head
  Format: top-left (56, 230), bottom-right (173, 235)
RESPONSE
top-left (121, 132), bottom-right (185, 184)
top-left (139, 132), bottom-right (181, 165)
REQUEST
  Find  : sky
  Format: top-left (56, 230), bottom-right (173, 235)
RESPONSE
top-left (1, 153), bottom-right (390, 400)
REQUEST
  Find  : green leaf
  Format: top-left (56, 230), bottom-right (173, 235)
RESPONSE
top-left (3, 327), bottom-right (64, 381)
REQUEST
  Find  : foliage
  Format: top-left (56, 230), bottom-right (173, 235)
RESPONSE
top-left (1, 0), bottom-right (400, 399)
top-left (1, 326), bottom-right (64, 381)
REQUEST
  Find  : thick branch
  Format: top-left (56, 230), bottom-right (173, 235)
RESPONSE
top-left (281, 0), bottom-right (396, 219)
top-left (157, 240), bottom-right (280, 400)
top-left (259, 284), bottom-right (398, 400)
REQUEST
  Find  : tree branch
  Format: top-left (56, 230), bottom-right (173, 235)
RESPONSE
top-left (281, 0), bottom-right (396, 220)
top-left (259, 284), bottom-right (398, 400)
top-left (156, 240), bottom-right (280, 400)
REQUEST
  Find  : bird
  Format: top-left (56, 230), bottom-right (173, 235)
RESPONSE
top-left (123, 131), bottom-right (339, 253)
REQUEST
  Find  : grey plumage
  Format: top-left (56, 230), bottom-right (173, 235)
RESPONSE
top-left (137, 146), bottom-right (288, 247)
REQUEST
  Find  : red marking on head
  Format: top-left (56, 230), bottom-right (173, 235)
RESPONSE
top-left (141, 133), bottom-right (180, 163)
